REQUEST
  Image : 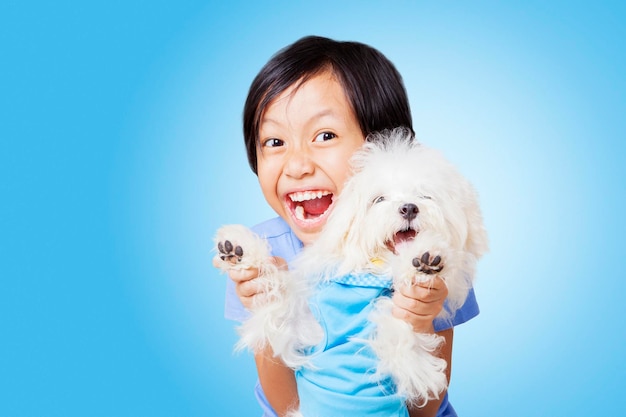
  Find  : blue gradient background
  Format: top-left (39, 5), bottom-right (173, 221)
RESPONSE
top-left (2, 1), bottom-right (624, 416)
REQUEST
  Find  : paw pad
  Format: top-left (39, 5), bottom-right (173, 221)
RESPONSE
top-left (412, 251), bottom-right (444, 275)
top-left (217, 240), bottom-right (244, 264)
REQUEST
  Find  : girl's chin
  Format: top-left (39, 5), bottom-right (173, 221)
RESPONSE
top-left (292, 229), bottom-right (321, 247)
top-left (286, 216), bottom-right (327, 245)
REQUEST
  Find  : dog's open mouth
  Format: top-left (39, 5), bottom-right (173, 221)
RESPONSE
top-left (386, 227), bottom-right (418, 253)
top-left (288, 191), bottom-right (334, 221)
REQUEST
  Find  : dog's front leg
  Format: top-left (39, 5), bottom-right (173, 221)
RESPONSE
top-left (214, 225), bottom-right (287, 352)
top-left (214, 225), bottom-right (321, 369)
top-left (370, 237), bottom-right (452, 406)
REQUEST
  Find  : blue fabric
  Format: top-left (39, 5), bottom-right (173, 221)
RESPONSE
top-left (223, 216), bottom-right (477, 417)
top-left (296, 278), bottom-right (408, 417)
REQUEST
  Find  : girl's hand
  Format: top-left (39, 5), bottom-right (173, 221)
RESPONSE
top-left (213, 256), bottom-right (287, 309)
top-left (391, 276), bottom-right (448, 333)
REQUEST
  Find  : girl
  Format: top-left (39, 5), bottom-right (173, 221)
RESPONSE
top-left (220, 36), bottom-right (479, 417)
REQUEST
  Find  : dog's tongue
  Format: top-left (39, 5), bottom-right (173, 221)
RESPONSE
top-left (394, 229), bottom-right (416, 245)
top-left (302, 194), bottom-right (333, 215)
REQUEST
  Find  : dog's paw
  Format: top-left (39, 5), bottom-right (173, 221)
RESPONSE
top-left (213, 224), bottom-right (272, 271)
top-left (217, 239), bottom-right (245, 265)
top-left (412, 251), bottom-right (444, 275)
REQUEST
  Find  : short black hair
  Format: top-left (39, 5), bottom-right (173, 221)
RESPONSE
top-left (243, 35), bottom-right (414, 174)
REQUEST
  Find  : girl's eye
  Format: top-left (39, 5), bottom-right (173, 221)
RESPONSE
top-left (262, 138), bottom-right (284, 148)
top-left (373, 196), bottom-right (385, 204)
top-left (314, 132), bottom-right (336, 142)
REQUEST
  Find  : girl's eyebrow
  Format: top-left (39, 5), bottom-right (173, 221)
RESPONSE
top-left (309, 109), bottom-right (340, 122)
top-left (262, 108), bottom-right (341, 127)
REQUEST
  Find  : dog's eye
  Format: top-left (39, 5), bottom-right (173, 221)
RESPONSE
top-left (421, 195), bottom-right (432, 200)
top-left (373, 196), bottom-right (385, 204)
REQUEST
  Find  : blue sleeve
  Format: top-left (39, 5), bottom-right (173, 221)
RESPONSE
top-left (433, 288), bottom-right (479, 332)
top-left (224, 278), bottom-right (250, 322)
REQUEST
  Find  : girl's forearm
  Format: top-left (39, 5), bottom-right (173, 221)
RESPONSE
top-left (255, 349), bottom-right (299, 416)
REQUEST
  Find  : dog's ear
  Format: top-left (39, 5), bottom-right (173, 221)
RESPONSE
top-left (310, 173), bottom-right (372, 273)
top-left (461, 180), bottom-right (489, 259)
top-left (337, 177), bottom-right (372, 264)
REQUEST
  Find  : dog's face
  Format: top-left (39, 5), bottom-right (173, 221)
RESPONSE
top-left (312, 129), bottom-right (487, 274)
top-left (350, 146), bottom-right (473, 258)
top-left (364, 176), bottom-right (442, 257)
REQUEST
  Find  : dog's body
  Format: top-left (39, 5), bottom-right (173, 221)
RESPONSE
top-left (214, 128), bottom-right (488, 417)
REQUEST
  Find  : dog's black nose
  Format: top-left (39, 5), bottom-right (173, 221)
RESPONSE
top-left (399, 203), bottom-right (419, 221)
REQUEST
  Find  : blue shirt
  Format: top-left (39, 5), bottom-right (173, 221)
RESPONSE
top-left (224, 217), bottom-right (479, 417)
top-left (297, 277), bottom-right (408, 417)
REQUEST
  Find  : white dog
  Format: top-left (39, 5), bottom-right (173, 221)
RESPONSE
top-left (214, 128), bottom-right (488, 416)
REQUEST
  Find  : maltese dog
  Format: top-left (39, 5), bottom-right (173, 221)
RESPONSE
top-left (214, 128), bottom-right (488, 416)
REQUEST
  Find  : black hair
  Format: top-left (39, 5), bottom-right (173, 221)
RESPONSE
top-left (243, 35), bottom-right (414, 174)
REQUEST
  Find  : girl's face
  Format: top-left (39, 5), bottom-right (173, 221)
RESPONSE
top-left (257, 71), bottom-right (365, 246)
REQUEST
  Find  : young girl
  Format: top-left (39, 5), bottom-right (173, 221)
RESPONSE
top-left (220, 36), bottom-right (479, 417)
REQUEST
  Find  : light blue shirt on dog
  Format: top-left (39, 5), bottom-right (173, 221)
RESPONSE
top-left (297, 276), bottom-right (408, 417)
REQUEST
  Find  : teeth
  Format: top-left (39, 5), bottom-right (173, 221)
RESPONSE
top-left (294, 205), bottom-right (306, 220)
top-left (289, 190), bottom-right (331, 202)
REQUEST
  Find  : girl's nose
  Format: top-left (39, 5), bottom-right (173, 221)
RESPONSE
top-left (284, 149), bottom-right (315, 178)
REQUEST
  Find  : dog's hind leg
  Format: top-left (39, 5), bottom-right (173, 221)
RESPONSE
top-left (369, 297), bottom-right (448, 407)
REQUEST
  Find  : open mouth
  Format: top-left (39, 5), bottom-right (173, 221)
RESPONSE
top-left (386, 227), bottom-right (418, 253)
top-left (288, 190), bottom-right (334, 222)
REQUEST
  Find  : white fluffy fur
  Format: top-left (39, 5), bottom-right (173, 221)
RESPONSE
top-left (214, 127), bottom-right (488, 412)
top-left (213, 225), bottom-right (323, 368)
